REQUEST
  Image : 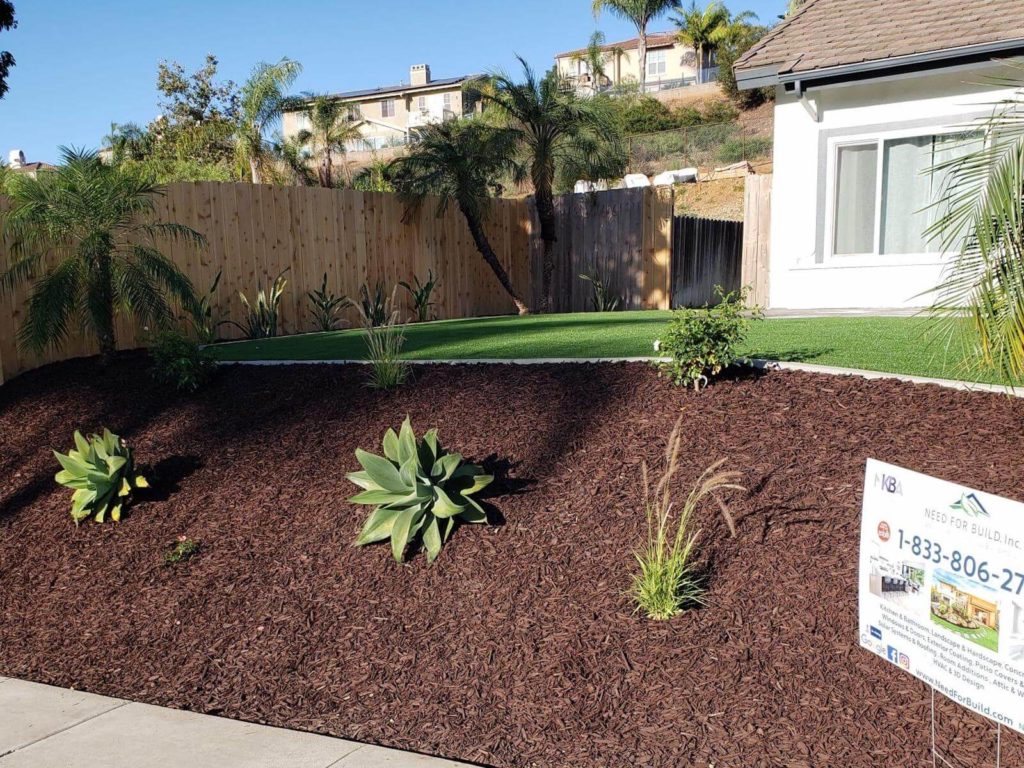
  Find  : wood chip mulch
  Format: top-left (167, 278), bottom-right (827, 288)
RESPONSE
top-left (1, 354), bottom-right (1022, 768)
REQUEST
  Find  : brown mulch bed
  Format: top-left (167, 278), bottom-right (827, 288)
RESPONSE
top-left (2, 355), bottom-right (1022, 768)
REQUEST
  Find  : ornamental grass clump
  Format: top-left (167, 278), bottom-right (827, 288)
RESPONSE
top-left (632, 418), bottom-right (742, 620)
top-left (53, 429), bottom-right (149, 524)
top-left (348, 417), bottom-right (493, 563)
top-left (357, 285), bottom-right (408, 390)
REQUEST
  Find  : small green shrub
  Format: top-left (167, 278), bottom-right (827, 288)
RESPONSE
top-left (656, 286), bottom-right (762, 391)
top-left (358, 281), bottom-right (390, 327)
top-left (632, 419), bottom-right (742, 620)
top-left (165, 535), bottom-right (200, 565)
top-left (230, 269), bottom-right (289, 338)
top-left (400, 269), bottom-right (439, 323)
top-left (579, 271), bottom-right (621, 311)
top-left (348, 417), bottom-right (493, 563)
top-left (716, 136), bottom-right (773, 164)
top-left (54, 429), bottom-right (149, 524)
top-left (149, 328), bottom-right (215, 393)
top-left (307, 273), bottom-right (350, 332)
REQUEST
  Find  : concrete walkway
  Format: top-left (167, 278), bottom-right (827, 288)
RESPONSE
top-left (0, 678), bottom-right (476, 768)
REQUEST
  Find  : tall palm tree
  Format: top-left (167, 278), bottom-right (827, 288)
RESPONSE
top-left (468, 58), bottom-right (623, 312)
top-left (235, 58), bottom-right (302, 184)
top-left (297, 94), bottom-right (363, 187)
top-left (0, 148), bottom-right (202, 361)
top-left (570, 31), bottom-right (624, 94)
top-left (672, 1), bottom-right (731, 83)
top-left (591, 0), bottom-right (676, 92)
top-left (390, 120), bottom-right (530, 315)
top-left (928, 75), bottom-right (1024, 383)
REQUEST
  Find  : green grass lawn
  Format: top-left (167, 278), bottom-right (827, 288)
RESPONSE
top-left (930, 613), bottom-right (1000, 653)
top-left (209, 311), bottom-right (1003, 384)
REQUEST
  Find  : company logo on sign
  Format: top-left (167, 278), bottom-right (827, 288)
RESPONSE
top-left (887, 645), bottom-right (899, 663)
top-left (952, 493), bottom-right (989, 518)
top-left (875, 474), bottom-right (904, 495)
top-left (899, 653), bottom-right (910, 669)
top-left (870, 626), bottom-right (883, 640)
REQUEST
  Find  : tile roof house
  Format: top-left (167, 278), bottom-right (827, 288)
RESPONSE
top-left (733, 0), bottom-right (1024, 310)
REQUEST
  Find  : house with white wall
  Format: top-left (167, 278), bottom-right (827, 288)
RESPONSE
top-left (734, 0), bottom-right (1024, 310)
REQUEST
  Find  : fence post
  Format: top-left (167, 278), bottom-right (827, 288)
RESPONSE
top-left (742, 174), bottom-right (771, 308)
top-left (642, 187), bottom-right (674, 310)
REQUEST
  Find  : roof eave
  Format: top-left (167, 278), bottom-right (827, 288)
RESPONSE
top-left (736, 38), bottom-right (1024, 91)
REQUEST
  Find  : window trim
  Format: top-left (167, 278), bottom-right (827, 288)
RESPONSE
top-left (381, 98), bottom-right (396, 118)
top-left (823, 124), bottom-right (978, 264)
top-left (647, 49), bottom-right (667, 77)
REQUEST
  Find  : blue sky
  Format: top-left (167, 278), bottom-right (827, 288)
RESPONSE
top-left (0, 0), bottom-right (786, 163)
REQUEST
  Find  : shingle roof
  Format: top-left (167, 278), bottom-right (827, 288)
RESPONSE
top-left (556, 31), bottom-right (677, 59)
top-left (326, 74), bottom-right (484, 103)
top-left (736, 0), bottom-right (1024, 81)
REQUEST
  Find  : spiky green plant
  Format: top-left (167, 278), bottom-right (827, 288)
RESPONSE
top-left (632, 419), bottom-right (742, 620)
top-left (348, 417), bottom-right (493, 563)
top-left (357, 280), bottom-right (390, 327)
top-left (307, 272), bottom-right (350, 331)
top-left (230, 269), bottom-right (288, 339)
top-left (53, 429), bottom-right (149, 524)
top-left (579, 270), bottom-right (622, 311)
top-left (399, 269), bottom-right (439, 322)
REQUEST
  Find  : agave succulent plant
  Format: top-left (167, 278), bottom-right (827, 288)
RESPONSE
top-left (348, 417), bottom-right (493, 563)
top-left (53, 429), bottom-right (149, 524)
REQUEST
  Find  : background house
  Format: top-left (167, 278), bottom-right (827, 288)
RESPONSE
top-left (734, 0), bottom-right (1024, 310)
top-left (282, 64), bottom-right (482, 153)
top-left (555, 32), bottom-right (710, 97)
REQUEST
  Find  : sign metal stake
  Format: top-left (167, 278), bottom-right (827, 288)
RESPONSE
top-left (931, 687), bottom-right (1007, 768)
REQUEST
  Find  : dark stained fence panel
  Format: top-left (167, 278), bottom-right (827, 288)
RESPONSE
top-left (671, 215), bottom-right (744, 308)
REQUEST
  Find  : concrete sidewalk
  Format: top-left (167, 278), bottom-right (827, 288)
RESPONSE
top-left (0, 677), bottom-right (476, 768)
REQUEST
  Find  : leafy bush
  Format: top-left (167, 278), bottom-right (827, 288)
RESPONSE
top-left (165, 535), bottom-right (201, 565)
top-left (230, 269), bottom-right (288, 339)
top-left (149, 328), bottom-right (215, 393)
top-left (400, 270), bottom-right (439, 323)
top-left (307, 273), bottom-right (350, 332)
top-left (53, 429), bottom-right (149, 524)
top-left (632, 419), bottom-right (742, 620)
top-left (656, 286), bottom-right (762, 391)
top-left (348, 417), bottom-right (493, 563)
top-left (579, 271), bottom-right (621, 311)
top-left (358, 281), bottom-right (390, 327)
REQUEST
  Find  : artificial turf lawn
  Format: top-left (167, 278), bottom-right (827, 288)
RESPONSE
top-left (930, 614), bottom-right (1000, 653)
top-left (210, 312), bottom-right (1002, 384)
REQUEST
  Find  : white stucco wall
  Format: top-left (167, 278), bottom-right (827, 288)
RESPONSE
top-left (768, 64), bottom-right (1017, 310)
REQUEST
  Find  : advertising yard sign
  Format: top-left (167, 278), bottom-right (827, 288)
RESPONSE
top-left (859, 459), bottom-right (1024, 735)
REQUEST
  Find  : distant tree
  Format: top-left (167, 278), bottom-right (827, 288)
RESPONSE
top-left (672, 1), bottom-right (733, 83)
top-left (270, 132), bottom-right (315, 186)
top-left (570, 31), bottom-right (624, 92)
top-left (352, 157), bottom-right (396, 193)
top-left (591, 0), bottom-right (676, 92)
top-left (468, 59), bottom-right (624, 311)
top-left (0, 1), bottom-right (15, 100)
top-left (391, 120), bottom-right (530, 314)
top-left (104, 122), bottom-right (152, 164)
top-left (0, 148), bottom-right (202, 362)
top-left (296, 94), bottom-right (363, 187)
top-left (235, 58), bottom-right (302, 183)
top-left (716, 17), bottom-right (772, 108)
top-left (156, 54), bottom-right (239, 125)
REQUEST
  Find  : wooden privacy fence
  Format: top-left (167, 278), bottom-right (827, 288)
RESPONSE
top-left (0, 178), bottom-right (770, 382)
top-left (0, 184), bottom-right (533, 383)
top-left (670, 216), bottom-right (744, 308)
top-left (534, 186), bottom-right (674, 313)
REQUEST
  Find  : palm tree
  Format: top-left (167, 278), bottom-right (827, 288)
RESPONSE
top-left (271, 132), bottom-right (316, 186)
top-left (235, 58), bottom-right (302, 184)
top-left (352, 157), bottom-right (395, 193)
top-left (297, 94), bottom-right (363, 187)
top-left (570, 31), bottom-right (624, 94)
top-left (928, 76), bottom-right (1024, 383)
top-left (591, 0), bottom-right (677, 92)
top-left (468, 58), bottom-right (623, 312)
top-left (672, 1), bottom-right (731, 83)
top-left (390, 120), bottom-right (530, 315)
top-left (0, 148), bottom-right (202, 362)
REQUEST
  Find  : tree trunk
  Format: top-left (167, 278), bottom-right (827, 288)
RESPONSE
top-left (249, 156), bottom-right (262, 184)
top-left (94, 253), bottom-right (117, 367)
top-left (534, 185), bottom-right (558, 313)
top-left (637, 27), bottom-right (648, 92)
top-left (320, 148), bottom-right (333, 189)
top-left (463, 208), bottom-right (530, 315)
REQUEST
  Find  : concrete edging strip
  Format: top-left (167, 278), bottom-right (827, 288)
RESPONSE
top-left (215, 356), bottom-right (1023, 397)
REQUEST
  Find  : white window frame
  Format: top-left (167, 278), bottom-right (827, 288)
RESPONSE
top-left (647, 49), bottom-right (667, 77)
top-left (443, 92), bottom-right (452, 111)
top-left (381, 98), bottom-right (396, 118)
top-left (823, 124), bottom-right (978, 267)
